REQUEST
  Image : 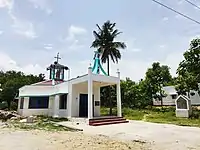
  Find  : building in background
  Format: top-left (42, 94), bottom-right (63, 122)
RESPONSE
top-left (153, 86), bottom-right (200, 106)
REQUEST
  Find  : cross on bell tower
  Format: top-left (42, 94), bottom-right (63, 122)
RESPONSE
top-left (47, 52), bottom-right (69, 81)
top-left (54, 52), bottom-right (61, 63)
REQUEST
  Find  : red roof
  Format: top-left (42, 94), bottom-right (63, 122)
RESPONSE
top-left (32, 80), bottom-right (64, 86)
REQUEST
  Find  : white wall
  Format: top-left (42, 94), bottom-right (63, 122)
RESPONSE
top-left (153, 95), bottom-right (176, 106)
top-left (93, 85), bottom-right (100, 117)
top-left (190, 91), bottom-right (200, 105)
top-left (19, 86), bottom-right (58, 97)
top-left (153, 92), bottom-right (200, 106)
top-left (71, 82), bottom-right (101, 117)
top-left (71, 84), bottom-right (87, 117)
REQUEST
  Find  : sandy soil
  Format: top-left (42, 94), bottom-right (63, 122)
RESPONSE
top-left (59, 120), bottom-right (200, 150)
top-left (0, 128), bottom-right (148, 150)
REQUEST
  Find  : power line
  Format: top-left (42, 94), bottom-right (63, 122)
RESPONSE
top-left (183, 0), bottom-right (200, 11)
top-left (151, 0), bottom-right (200, 25)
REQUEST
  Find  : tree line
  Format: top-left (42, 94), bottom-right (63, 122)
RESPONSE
top-left (0, 20), bottom-right (200, 112)
top-left (0, 71), bottom-right (45, 110)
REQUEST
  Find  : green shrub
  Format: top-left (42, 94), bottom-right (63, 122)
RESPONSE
top-left (190, 111), bottom-right (200, 119)
top-left (0, 101), bottom-right (8, 110)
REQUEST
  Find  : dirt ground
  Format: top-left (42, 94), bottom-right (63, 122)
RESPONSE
top-left (0, 128), bottom-right (148, 150)
top-left (59, 120), bottom-right (200, 150)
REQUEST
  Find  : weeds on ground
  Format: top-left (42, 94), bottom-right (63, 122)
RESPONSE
top-left (7, 116), bottom-right (70, 131)
top-left (101, 106), bottom-right (200, 127)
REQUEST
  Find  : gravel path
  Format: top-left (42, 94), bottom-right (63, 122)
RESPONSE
top-left (0, 128), bottom-right (148, 150)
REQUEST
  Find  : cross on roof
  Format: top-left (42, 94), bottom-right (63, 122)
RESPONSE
top-left (54, 52), bottom-right (61, 63)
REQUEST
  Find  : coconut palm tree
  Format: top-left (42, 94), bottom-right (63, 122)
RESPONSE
top-left (91, 20), bottom-right (126, 75)
top-left (91, 20), bottom-right (126, 115)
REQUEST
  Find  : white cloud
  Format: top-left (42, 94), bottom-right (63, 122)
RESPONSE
top-left (44, 46), bottom-right (53, 50)
top-left (159, 44), bottom-right (166, 48)
top-left (162, 17), bottom-right (169, 21)
top-left (68, 39), bottom-right (85, 50)
top-left (66, 25), bottom-right (87, 41)
top-left (189, 35), bottom-right (200, 42)
top-left (129, 48), bottom-right (141, 52)
top-left (175, 14), bottom-right (183, 19)
top-left (2, 0), bottom-right (38, 39)
top-left (123, 38), bottom-right (141, 53)
top-left (0, 52), bottom-right (46, 76)
top-left (161, 52), bottom-right (183, 77)
top-left (12, 21), bottom-right (37, 39)
top-left (0, 0), bottom-right (13, 9)
top-left (108, 52), bottom-right (183, 81)
top-left (177, 0), bottom-right (184, 5)
top-left (0, 30), bottom-right (3, 35)
top-left (28, 0), bottom-right (52, 15)
top-left (58, 25), bottom-right (87, 54)
top-left (43, 43), bottom-right (53, 50)
top-left (8, 10), bottom-right (37, 39)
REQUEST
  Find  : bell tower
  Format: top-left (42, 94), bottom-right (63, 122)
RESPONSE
top-left (47, 53), bottom-right (69, 81)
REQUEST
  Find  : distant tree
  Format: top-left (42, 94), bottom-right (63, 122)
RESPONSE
top-left (175, 71), bottom-right (198, 98)
top-left (91, 20), bottom-right (126, 115)
top-left (145, 62), bottom-right (172, 106)
top-left (120, 78), bottom-right (137, 108)
top-left (0, 70), bottom-right (45, 110)
top-left (175, 38), bottom-right (200, 97)
top-left (180, 38), bottom-right (200, 80)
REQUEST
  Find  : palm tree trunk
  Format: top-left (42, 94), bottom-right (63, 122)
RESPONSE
top-left (107, 57), bottom-right (113, 115)
top-left (107, 57), bottom-right (110, 76)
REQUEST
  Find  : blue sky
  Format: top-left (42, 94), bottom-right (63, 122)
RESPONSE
top-left (0, 0), bottom-right (200, 81)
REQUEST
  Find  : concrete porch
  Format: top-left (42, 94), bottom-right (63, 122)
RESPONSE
top-left (68, 66), bottom-right (122, 120)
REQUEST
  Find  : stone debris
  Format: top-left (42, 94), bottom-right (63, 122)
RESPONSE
top-left (0, 110), bottom-right (22, 121)
top-left (27, 116), bottom-right (34, 123)
top-left (19, 116), bottom-right (34, 123)
top-left (19, 119), bottom-right (27, 123)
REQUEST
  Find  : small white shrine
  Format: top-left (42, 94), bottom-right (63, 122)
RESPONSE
top-left (175, 95), bottom-right (192, 118)
top-left (17, 52), bottom-right (122, 120)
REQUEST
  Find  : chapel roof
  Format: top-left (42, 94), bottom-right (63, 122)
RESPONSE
top-left (31, 79), bottom-right (65, 86)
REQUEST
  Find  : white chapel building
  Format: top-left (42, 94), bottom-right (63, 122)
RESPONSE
top-left (17, 52), bottom-right (122, 120)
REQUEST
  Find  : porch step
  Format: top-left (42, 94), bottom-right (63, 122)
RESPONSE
top-left (89, 117), bottom-right (125, 124)
top-left (89, 117), bottom-right (129, 126)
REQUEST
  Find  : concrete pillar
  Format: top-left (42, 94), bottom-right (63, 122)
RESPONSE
top-left (88, 66), bottom-right (93, 119)
top-left (53, 95), bottom-right (59, 117)
top-left (24, 97), bottom-right (29, 109)
top-left (116, 69), bottom-right (122, 117)
top-left (68, 84), bottom-right (72, 118)
top-left (17, 97), bottom-right (21, 110)
top-left (52, 79), bottom-right (55, 86)
top-left (67, 69), bottom-right (72, 118)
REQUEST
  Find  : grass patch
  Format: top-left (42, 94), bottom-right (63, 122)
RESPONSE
top-left (7, 116), bottom-right (71, 131)
top-left (101, 107), bottom-right (200, 127)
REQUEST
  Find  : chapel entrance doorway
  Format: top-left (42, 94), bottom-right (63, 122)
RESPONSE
top-left (79, 94), bottom-right (94, 117)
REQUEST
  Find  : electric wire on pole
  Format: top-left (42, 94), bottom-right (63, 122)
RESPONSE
top-left (151, 0), bottom-right (200, 25)
top-left (183, 0), bottom-right (200, 11)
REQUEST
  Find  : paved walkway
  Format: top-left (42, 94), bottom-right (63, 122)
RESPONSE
top-left (58, 120), bottom-right (200, 150)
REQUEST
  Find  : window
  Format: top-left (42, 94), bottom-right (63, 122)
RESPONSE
top-left (20, 97), bottom-right (24, 109)
top-left (177, 97), bottom-right (187, 109)
top-left (171, 94), bottom-right (177, 99)
top-left (95, 101), bottom-right (100, 106)
top-left (29, 96), bottom-right (49, 109)
top-left (59, 94), bottom-right (67, 109)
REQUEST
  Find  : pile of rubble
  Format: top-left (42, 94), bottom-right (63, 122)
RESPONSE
top-left (0, 110), bottom-right (22, 121)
